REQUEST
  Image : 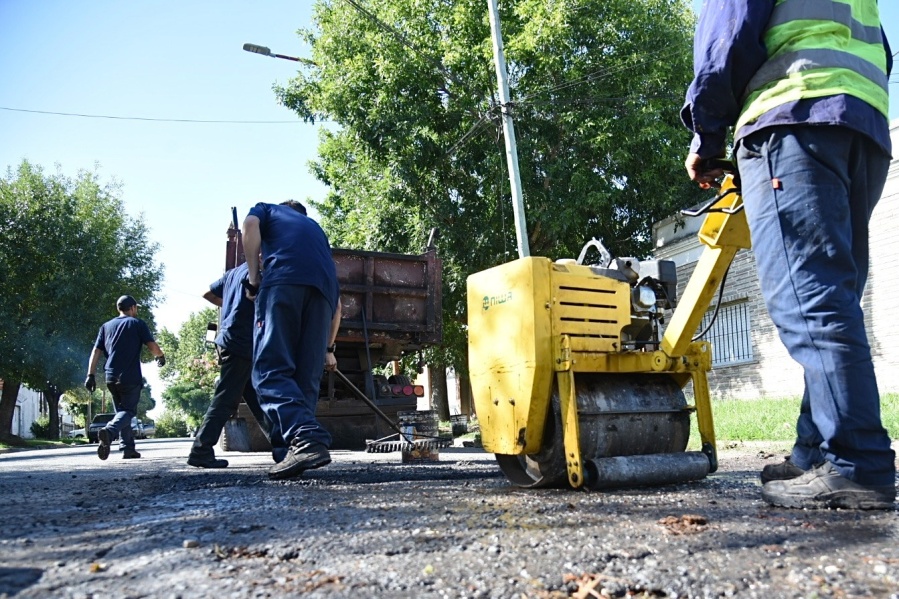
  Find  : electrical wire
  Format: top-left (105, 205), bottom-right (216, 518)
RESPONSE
top-left (0, 106), bottom-right (300, 124)
top-left (692, 261), bottom-right (730, 342)
top-left (444, 107), bottom-right (500, 157)
top-left (515, 45), bottom-right (687, 109)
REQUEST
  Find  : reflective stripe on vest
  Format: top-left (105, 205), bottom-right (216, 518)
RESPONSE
top-left (736, 0), bottom-right (888, 134)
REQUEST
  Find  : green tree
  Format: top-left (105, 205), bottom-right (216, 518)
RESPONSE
top-left (0, 161), bottom-right (163, 441)
top-left (276, 0), bottom-right (704, 410)
top-left (155, 409), bottom-right (190, 439)
top-left (137, 385), bottom-right (156, 421)
top-left (157, 307), bottom-right (219, 429)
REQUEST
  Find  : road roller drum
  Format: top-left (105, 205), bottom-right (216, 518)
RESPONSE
top-left (495, 373), bottom-right (695, 488)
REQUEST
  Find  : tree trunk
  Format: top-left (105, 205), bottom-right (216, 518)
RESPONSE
top-left (0, 379), bottom-right (21, 442)
top-left (430, 364), bottom-right (450, 422)
top-left (45, 386), bottom-right (61, 440)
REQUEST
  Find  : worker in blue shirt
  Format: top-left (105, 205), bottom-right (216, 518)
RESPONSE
top-left (683, 0), bottom-right (895, 509)
top-left (242, 200), bottom-right (342, 480)
top-left (187, 260), bottom-right (287, 468)
top-left (85, 295), bottom-right (165, 461)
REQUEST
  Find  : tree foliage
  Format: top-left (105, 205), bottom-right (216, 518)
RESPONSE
top-left (157, 307), bottom-right (219, 430)
top-left (276, 0), bottom-right (703, 375)
top-left (0, 161), bottom-right (164, 439)
top-left (155, 409), bottom-right (190, 438)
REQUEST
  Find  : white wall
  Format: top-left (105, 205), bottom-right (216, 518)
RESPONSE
top-left (866, 119), bottom-right (899, 393)
top-left (12, 387), bottom-right (43, 438)
top-left (7, 385), bottom-right (76, 439)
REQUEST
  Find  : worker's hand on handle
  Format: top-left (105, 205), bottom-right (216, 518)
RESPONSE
top-left (155, 354), bottom-right (166, 367)
top-left (241, 277), bottom-right (259, 301)
top-left (324, 347), bottom-right (337, 372)
top-left (685, 153), bottom-right (726, 189)
top-left (84, 374), bottom-right (96, 393)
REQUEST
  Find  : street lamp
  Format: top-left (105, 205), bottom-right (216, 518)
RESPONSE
top-left (242, 43), bottom-right (315, 66)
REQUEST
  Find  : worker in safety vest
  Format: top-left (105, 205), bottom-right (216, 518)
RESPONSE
top-left (682, 0), bottom-right (895, 509)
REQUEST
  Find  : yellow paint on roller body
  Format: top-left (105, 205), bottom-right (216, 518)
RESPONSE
top-left (467, 174), bottom-right (751, 488)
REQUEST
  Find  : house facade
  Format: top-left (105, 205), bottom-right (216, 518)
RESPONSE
top-left (653, 120), bottom-right (899, 400)
top-left (0, 380), bottom-right (75, 439)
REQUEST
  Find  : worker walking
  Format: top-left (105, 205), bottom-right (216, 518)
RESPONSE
top-left (683, 0), bottom-right (895, 508)
top-left (85, 295), bottom-right (165, 461)
top-left (187, 260), bottom-right (286, 468)
top-left (242, 200), bottom-right (342, 480)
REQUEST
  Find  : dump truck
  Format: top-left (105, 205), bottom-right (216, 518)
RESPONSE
top-left (218, 209), bottom-right (442, 451)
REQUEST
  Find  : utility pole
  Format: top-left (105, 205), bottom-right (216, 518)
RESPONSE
top-left (487, 0), bottom-right (530, 258)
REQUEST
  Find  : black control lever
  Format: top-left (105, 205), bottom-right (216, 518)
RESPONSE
top-left (681, 157), bottom-right (742, 217)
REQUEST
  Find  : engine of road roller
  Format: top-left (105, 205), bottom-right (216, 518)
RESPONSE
top-left (468, 176), bottom-right (749, 490)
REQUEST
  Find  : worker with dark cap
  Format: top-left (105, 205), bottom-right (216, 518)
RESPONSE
top-left (187, 258), bottom-right (287, 468)
top-left (85, 295), bottom-right (166, 461)
top-left (242, 200), bottom-right (342, 480)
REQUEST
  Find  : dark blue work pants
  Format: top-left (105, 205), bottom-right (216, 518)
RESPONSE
top-left (105, 382), bottom-right (141, 450)
top-left (737, 125), bottom-right (895, 487)
top-left (191, 349), bottom-right (286, 461)
top-left (252, 284), bottom-right (332, 448)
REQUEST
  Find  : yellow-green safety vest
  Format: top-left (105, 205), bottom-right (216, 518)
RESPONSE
top-left (736, 0), bottom-right (889, 135)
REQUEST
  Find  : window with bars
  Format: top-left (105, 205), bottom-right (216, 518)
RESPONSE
top-left (697, 300), bottom-right (754, 367)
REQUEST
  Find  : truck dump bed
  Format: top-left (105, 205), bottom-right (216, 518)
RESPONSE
top-left (333, 247), bottom-right (441, 358)
top-left (321, 247), bottom-right (442, 448)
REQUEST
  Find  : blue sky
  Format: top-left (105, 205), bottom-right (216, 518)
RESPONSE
top-left (2, 1), bottom-right (898, 406)
top-left (1, 1), bottom-right (324, 332)
top-left (0, 0), bottom-right (325, 405)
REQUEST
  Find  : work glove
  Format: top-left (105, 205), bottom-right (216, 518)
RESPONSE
top-left (155, 354), bottom-right (166, 367)
top-left (241, 277), bottom-right (259, 299)
top-left (84, 374), bottom-right (96, 393)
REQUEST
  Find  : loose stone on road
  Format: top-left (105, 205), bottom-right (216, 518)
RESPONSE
top-left (1, 438), bottom-right (898, 598)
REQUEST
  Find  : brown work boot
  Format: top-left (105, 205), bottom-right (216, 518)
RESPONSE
top-left (760, 457), bottom-right (805, 484)
top-left (762, 462), bottom-right (895, 510)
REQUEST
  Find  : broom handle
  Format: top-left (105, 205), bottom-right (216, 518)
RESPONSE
top-left (333, 368), bottom-right (411, 440)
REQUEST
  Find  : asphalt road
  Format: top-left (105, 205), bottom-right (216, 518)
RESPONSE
top-left (1, 438), bottom-right (898, 598)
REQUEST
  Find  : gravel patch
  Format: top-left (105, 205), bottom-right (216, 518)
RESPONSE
top-left (1, 439), bottom-right (897, 598)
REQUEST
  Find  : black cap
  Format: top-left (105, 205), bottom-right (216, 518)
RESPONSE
top-left (116, 295), bottom-right (139, 310)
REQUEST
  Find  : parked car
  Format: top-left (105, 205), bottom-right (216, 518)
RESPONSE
top-left (87, 414), bottom-right (143, 442)
top-left (87, 414), bottom-right (114, 443)
top-left (132, 418), bottom-right (147, 439)
top-left (68, 428), bottom-right (86, 439)
top-left (141, 419), bottom-right (156, 439)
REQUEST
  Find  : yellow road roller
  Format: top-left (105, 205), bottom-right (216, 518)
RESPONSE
top-left (468, 177), bottom-right (749, 489)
